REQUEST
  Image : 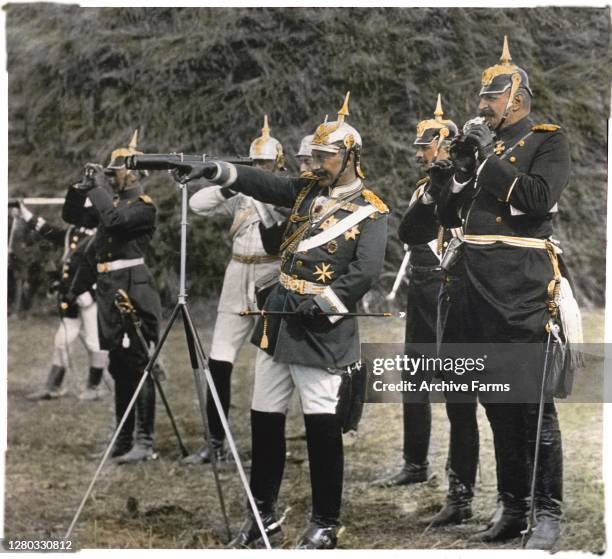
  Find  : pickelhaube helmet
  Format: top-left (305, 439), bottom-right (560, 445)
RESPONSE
top-left (311, 91), bottom-right (362, 154)
top-left (296, 134), bottom-right (314, 158)
top-left (107, 129), bottom-right (142, 169)
top-left (311, 92), bottom-right (365, 179)
top-left (249, 115), bottom-right (284, 168)
top-left (414, 94), bottom-right (458, 147)
top-left (480, 36), bottom-right (533, 100)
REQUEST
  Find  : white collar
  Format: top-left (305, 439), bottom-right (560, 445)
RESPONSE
top-left (330, 178), bottom-right (362, 199)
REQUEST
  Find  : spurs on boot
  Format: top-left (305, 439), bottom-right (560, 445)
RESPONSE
top-left (181, 439), bottom-right (226, 465)
top-left (295, 519), bottom-right (342, 550)
top-left (470, 495), bottom-right (527, 543)
top-left (227, 508), bottom-right (285, 549)
top-left (426, 473), bottom-right (473, 528)
top-left (371, 462), bottom-right (428, 488)
top-left (524, 513), bottom-right (562, 550)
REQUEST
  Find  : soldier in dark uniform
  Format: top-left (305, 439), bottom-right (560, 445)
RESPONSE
top-left (181, 93), bottom-right (388, 549)
top-left (373, 95), bottom-right (480, 527)
top-left (439, 37), bottom-right (569, 549)
top-left (63, 131), bottom-right (162, 464)
top-left (19, 200), bottom-right (107, 401)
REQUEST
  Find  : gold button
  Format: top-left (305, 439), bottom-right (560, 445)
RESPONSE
top-left (63, 273), bottom-right (69, 279)
top-left (70, 243), bottom-right (77, 249)
top-left (296, 260), bottom-right (303, 267)
top-left (72, 236), bottom-right (79, 242)
top-left (443, 241), bottom-right (448, 248)
top-left (107, 253), bottom-right (112, 258)
top-left (509, 156), bottom-right (517, 163)
top-left (519, 140), bottom-right (525, 147)
top-left (495, 216), bottom-right (502, 224)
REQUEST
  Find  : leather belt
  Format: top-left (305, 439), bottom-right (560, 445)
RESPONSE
top-left (232, 253), bottom-right (280, 264)
top-left (279, 272), bottom-right (326, 295)
top-left (97, 257), bottom-right (145, 273)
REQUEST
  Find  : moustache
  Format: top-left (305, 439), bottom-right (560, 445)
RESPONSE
top-left (312, 168), bottom-right (329, 180)
top-left (479, 109), bottom-right (495, 118)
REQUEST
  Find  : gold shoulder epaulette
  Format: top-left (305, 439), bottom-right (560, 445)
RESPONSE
top-left (532, 124), bottom-right (561, 132)
top-left (362, 189), bottom-right (389, 214)
top-left (139, 194), bottom-right (154, 204)
top-left (416, 177), bottom-right (429, 187)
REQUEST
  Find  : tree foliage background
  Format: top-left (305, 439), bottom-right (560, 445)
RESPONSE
top-left (5, 5), bottom-right (611, 309)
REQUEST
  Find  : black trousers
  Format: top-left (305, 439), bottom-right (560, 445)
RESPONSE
top-left (483, 401), bottom-right (562, 512)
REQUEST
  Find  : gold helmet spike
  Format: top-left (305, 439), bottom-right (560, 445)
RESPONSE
top-left (108, 128), bottom-right (142, 169)
top-left (500, 35), bottom-right (512, 65)
top-left (249, 114), bottom-right (283, 164)
top-left (434, 94), bottom-right (444, 122)
top-left (261, 114), bottom-right (271, 140)
top-left (128, 129), bottom-right (139, 151)
top-left (337, 91), bottom-right (350, 126)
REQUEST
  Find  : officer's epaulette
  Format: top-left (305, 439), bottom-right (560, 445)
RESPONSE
top-left (532, 124), bottom-right (561, 132)
top-left (362, 189), bottom-right (389, 214)
top-left (416, 176), bottom-right (429, 188)
top-left (138, 194), bottom-right (154, 204)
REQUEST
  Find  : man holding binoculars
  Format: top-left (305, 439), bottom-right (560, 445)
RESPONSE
top-left (63, 130), bottom-right (162, 464)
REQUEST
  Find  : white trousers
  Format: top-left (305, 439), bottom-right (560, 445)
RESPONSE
top-left (251, 349), bottom-right (342, 415)
top-left (210, 311), bottom-right (257, 363)
top-left (52, 302), bottom-right (108, 369)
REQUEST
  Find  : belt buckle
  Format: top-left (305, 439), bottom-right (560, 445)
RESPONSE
top-left (99, 263), bottom-right (109, 273)
top-left (288, 277), bottom-right (305, 295)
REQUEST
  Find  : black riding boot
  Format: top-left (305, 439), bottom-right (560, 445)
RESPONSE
top-left (525, 403), bottom-right (563, 550)
top-left (427, 470), bottom-right (473, 528)
top-left (295, 414), bottom-right (343, 549)
top-left (472, 403), bottom-right (528, 542)
top-left (182, 359), bottom-right (233, 465)
top-left (371, 402), bottom-right (430, 487)
top-left (428, 402), bottom-right (479, 527)
top-left (228, 410), bottom-right (286, 548)
top-left (79, 367), bottom-right (105, 400)
top-left (26, 365), bottom-right (66, 400)
top-left (108, 351), bottom-right (136, 457)
top-left (115, 374), bottom-right (157, 464)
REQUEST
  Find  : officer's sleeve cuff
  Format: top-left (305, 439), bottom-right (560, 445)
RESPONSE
top-left (211, 162), bottom-right (237, 188)
top-left (478, 156), bottom-right (520, 201)
top-left (314, 287), bottom-right (349, 324)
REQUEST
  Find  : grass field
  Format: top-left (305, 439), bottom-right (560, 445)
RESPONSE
top-left (3, 308), bottom-right (605, 551)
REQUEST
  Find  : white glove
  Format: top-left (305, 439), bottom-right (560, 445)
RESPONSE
top-left (19, 202), bottom-right (33, 222)
top-left (76, 291), bottom-right (94, 308)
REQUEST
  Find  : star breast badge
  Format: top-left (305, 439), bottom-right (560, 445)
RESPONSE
top-left (319, 215), bottom-right (339, 230)
top-left (344, 226), bottom-right (360, 241)
top-left (314, 262), bottom-right (334, 283)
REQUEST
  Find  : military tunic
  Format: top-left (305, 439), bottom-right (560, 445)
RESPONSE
top-left (63, 185), bottom-right (161, 350)
top-left (209, 164), bottom-right (389, 371)
top-left (398, 179), bottom-right (447, 344)
top-left (441, 117), bottom-right (570, 346)
top-left (25, 212), bottom-right (106, 369)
